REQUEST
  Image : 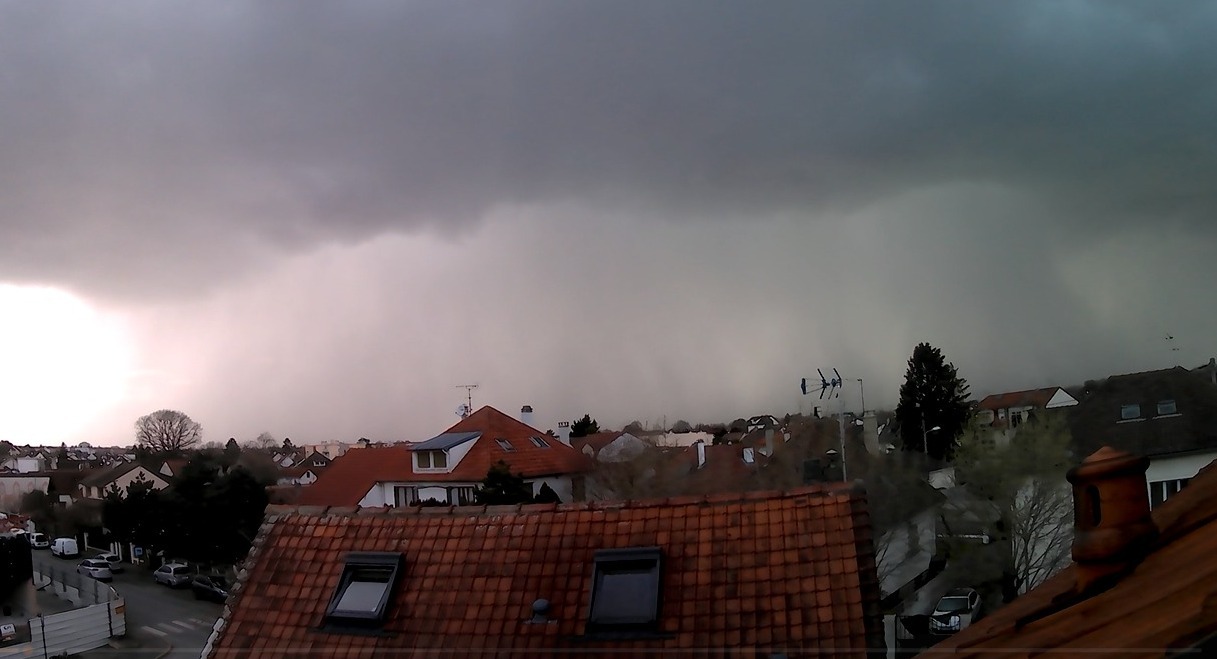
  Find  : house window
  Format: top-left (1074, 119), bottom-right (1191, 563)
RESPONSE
top-left (453, 486), bottom-right (476, 505)
top-left (1010, 410), bottom-right (1023, 428)
top-left (313, 460), bottom-right (327, 467)
top-left (394, 486), bottom-right (418, 507)
top-left (415, 451), bottom-right (447, 470)
top-left (495, 438), bottom-right (515, 452)
top-left (324, 552), bottom-right (403, 630)
top-left (1120, 404), bottom-right (1141, 420)
top-left (530, 436), bottom-right (549, 449)
top-left (587, 546), bottom-right (663, 633)
top-left (997, 409), bottom-right (1006, 420)
top-left (1148, 478), bottom-right (1191, 509)
top-left (1157, 400), bottom-right (1177, 416)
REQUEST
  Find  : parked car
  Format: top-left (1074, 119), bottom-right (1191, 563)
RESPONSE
top-left (191, 575), bottom-right (229, 603)
top-left (77, 559), bottom-right (114, 582)
top-left (930, 588), bottom-right (983, 634)
top-left (27, 532), bottom-right (50, 550)
top-left (153, 563), bottom-right (192, 588)
top-left (94, 552), bottom-right (124, 573)
top-left (51, 537), bottom-right (80, 558)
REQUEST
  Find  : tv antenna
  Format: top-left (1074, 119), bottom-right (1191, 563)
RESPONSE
top-left (455, 384), bottom-right (479, 416)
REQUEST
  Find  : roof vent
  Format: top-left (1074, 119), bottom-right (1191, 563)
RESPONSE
top-left (1066, 446), bottom-right (1158, 595)
top-left (529, 598), bottom-right (551, 624)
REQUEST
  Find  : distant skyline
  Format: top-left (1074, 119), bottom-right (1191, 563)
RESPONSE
top-left (1, 2), bottom-right (1214, 446)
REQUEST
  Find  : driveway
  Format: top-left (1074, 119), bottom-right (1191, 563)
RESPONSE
top-left (32, 550), bottom-right (223, 658)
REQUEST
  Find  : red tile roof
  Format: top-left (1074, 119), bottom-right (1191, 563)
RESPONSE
top-left (297, 406), bottom-right (592, 506)
top-left (923, 457), bottom-right (1217, 657)
top-left (296, 445), bottom-right (413, 506)
top-left (204, 484), bottom-right (884, 658)
top-left (571, 431), bottom-right (627, 456)
top-left (976, 387), bottom-right (1062, 411)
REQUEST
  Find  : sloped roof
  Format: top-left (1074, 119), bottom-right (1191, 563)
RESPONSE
top-left (204, 484), bottom-right (884, 658)
top-left (296, 446), bottom-right (414, 506)
top-left (411, 431), bottom-right (481, 451)
top-left (1070, 367), bottom-right (1217, 458)
top-left (571, 431), bottom-right (626, 455)
top-left (924, 457), bottom-right (1217, 657)
top-left (976, 387), bottom-right (1066, 411)
top-left (297, 406), bottom-right (592, 506)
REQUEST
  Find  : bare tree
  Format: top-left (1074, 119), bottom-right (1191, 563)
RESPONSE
top-left (951, 412), bottom-right (1074, 595)
top-left (135, 409), bottom-right (202, 453)
top-left (245, 431), bottom-right (277, 450)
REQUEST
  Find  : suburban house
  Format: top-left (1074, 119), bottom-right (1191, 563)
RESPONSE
top-left (276, 465), bottom-right (322, 486)
top-left (77, 462), bottom-right (170, 500)
top-left (298, 406), bottom-right (592, 507)
top-left (1070, 366), bottom-right (1217, 509)
top-left (973, 387), bottom-right (1078, 445)
top-left (0, 474), bottom-right (50, 510)
top-left (572, 431), bottom-right (649, 462)
top-left (925, 447), bottom-right (1217, 657)
top-left (202, 484), bottom-right (885, 658)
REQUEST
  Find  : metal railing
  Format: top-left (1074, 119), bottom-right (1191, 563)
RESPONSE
top-left (33, 562), bottom-right (118, 606)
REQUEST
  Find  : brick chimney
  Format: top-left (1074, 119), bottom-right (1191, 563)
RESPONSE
top-left (1066, 446), bottom-right (1158, 595)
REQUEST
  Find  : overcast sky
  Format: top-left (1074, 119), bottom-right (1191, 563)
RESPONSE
top-left (2, 1), bottom-right (1215, 447)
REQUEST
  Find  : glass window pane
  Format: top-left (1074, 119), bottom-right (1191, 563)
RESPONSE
top-left (1121, 404), bottom-right (1141, 420)
top-left (1157, 400), bottom-right (1177, 415)
top-left (433, 451), bottom-right (447, 468)
top-left (417, 452), bottom-right (431, 468)
top-left (591, 569), bottom-right (657, 624)
top-left (335, 581), bottom-right (390, 614)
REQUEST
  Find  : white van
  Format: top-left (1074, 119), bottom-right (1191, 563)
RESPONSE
top-left (51, 537), bottom-right (79, 558)
top-left (28, 532), bottom-right (50, 550)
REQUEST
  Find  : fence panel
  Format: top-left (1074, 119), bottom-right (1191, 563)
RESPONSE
top-left (28, 599), bottom-right (126, 658)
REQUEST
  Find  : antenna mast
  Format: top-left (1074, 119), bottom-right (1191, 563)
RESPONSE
top-left (455, 384), bottom-right (479, 413)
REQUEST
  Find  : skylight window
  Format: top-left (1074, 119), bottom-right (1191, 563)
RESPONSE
top-left (495, 438), bottom-right (515, 452)
top-left (1157, 399), bottom-right (1177, 416)
top-left (324, 552), bottom-right (403, 630)
top-left (587, 546), bottom-right (662, 633)
top-left (530, 436), bottom-right (549, 448)
top-left (1120, 404), bottom-right (1141, 420)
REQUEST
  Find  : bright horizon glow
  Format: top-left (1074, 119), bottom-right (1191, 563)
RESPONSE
top-left (0, 284), bottom-right (134, 445)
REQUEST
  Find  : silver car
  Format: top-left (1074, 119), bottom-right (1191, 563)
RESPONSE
top-left (153, 562), bottom-right (191, 588)
top-left (94, 552), bottom-right (124, 573)
top-left (78, 559), bottom-right (114, 582)
top-left (930, 588), bottom-right (983, 634)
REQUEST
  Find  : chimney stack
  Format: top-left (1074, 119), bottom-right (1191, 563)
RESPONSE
top-left (1066, 446), bottom-right (1158, 595)
top-left (556, 421), bottom-right (571, 446)
top-left (520, 405), bottom-right (534, 429)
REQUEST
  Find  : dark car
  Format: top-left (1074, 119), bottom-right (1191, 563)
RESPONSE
top-left (191, 575), bottom-right (229, 603)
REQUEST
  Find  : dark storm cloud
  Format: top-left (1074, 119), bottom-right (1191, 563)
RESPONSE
top-left (2, 1), bottom-right (1215, 295)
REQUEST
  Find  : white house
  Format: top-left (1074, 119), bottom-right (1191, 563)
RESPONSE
top-left (298, 406), bottom-right (592, 508)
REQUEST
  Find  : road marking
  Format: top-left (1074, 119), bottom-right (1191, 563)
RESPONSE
top-left (141, 625), bottom-right (168, 638)
top-left (191, 618), bottom-right (214, 626)
top-left (172, 620), bottom-right (198, 630)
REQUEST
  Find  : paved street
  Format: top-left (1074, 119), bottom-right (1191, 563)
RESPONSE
top-left (32, 550), bottom-right (223, 659)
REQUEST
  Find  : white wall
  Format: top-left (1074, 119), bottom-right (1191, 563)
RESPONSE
top-left (1146, 452), bottom-right (1217, 484)
top-left (596, 434), bottom-right (648, 463)
top-left (530, 476), bottom-right (574, 503)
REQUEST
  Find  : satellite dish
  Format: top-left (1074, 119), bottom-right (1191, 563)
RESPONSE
top-left (455, 403), bottom-right (470, 418)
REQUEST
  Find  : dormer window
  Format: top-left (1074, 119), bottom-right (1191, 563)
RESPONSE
top-left (530, 436), bottom-right (549, 449)
top-left (1120, 404), bottom-right (1141, 420)
top-left (495, 438), bottom-right (515, 452)
top-left (324, 552), bottom-right (403, 631)
top-left (415, 450), bottom-right (448, 470)
top-left (1157, 400), bottom-right (1177, 416)
top-left (586, 546), bottom-right (663, 634)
